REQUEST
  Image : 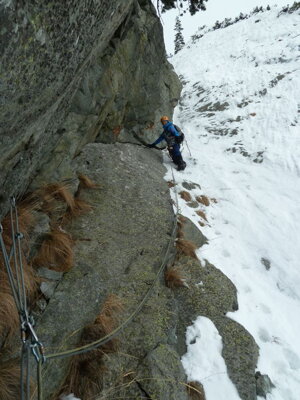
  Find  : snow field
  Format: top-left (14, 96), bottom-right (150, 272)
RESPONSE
top-left (166, 6), bottom-right (300, 400)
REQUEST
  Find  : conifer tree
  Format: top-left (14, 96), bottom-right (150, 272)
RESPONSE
top-left (213, 20), bottom-right (221, 30)
top-left (157, 0), bottom-right (208, 15)
top-left (174, 16), bottom-right (185, 54)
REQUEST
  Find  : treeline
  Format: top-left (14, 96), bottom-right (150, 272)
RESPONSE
top-left (191, 2), bottom-right (300, 43)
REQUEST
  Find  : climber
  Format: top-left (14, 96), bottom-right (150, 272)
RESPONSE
top-left (147, 116), bottom-right (186, 171)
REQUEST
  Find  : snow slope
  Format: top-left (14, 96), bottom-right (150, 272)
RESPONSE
top-left (166, 5), bottom-right (300, 400)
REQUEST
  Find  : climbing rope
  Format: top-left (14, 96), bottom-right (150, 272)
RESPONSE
top-left (184, 137), bottom-right (192, 157)
top-left (0, 198), bottom-right (45, 400)
top-left (0, 184), bottom-right (180, 400)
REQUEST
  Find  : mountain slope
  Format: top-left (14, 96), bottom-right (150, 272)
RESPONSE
top-left (167, 5), bottom-right (300, 400)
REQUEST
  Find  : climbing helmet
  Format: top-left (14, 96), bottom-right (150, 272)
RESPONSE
top-left (160, 115), bottom-right (169, 124)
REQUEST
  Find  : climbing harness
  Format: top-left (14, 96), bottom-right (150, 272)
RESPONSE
top-left (0, 188), bottom-right (180, 400)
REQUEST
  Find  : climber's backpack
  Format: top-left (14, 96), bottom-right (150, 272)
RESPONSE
top-left (174, 125), bottom-right (185, 145)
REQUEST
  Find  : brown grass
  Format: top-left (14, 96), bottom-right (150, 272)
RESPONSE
top-left (165, 267), bottom-right (188, 289)
top-left (63, 198), bottom-right (93, 221)
top-left (196, 195), bottom-right (210, 207)
top-left (113, 126), bottom-right (122, 136)
top-left (177, 215), bottom-right (187, 239)
top-left (187, 381), bottom-right (206, 400)
top-left (59, 295), bottom-right (124, 400)
top-left (0, 203), bottom-right (36, 246)
top-left (196, 210), bottom-right (207, 222)
top-left (32, 230), bottom-right (73, 272)
top-left (176, 239), bottom-right (198, 260)
top-left (77, 174), bottom-right (99, 189)
top-left (99, 294), bottom-right (124, 319)
top-left (179, 191), bottom-right (192, 202)
top-left (0, 204), bottom-right (39, 340)
top-left (0, 293), bottom-right (20, 339)
top-left (38, 183), bottom-right (76, 215)
top-left (167, 180), bottom-right (176, 188)
top-left (0, 359), bottom-right (23, 400)
top-left (198, 221), bottom-right (205, 227)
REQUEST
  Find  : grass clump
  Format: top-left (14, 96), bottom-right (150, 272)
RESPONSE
top-left (77, 174), bottom-right (99, 189)
top-left (32, 230), bottom-right (73, 272)
top-left (165, 267), bottom-right (188, 289)
top-left (187, 381), bottom-right (206, 399)
top-left (176, 239), bottom-right (198, 260)
top-left (0, 359), bottom-right (23, 400)
top-left (196, 195), bottom-right (210, 207)
top-left (59, 295), bottom-right (124, 400)
top-left (179, 191), bottom-right (192, 202)
top-left (196, 210), bottom-right (207, 222)
top-left (0, 205), bottom-right (39, 339)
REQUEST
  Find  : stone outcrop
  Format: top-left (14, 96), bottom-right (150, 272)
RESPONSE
top-left (33, 143), bottom-right (187, 399)
top-left (0, 1), bottom-right (261, 399)
top-left (172, 256), bottom-right (259, 400)
top-left (0, 0), bottom-right (181, 217)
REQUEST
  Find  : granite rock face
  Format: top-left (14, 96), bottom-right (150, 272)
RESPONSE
top-left (0, 0), bottom-right (181, 217)
top-left (173, 256), bottom-right (259, 400)
top-left (35, 143), bottom-right (187, 399)
top-left (0, 1), bottom-right (261, 399)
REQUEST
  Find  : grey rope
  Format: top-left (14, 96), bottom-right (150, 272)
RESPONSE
top-left (0, 226), bottom-right (22, 311)
top-left (10, 202), bottom-right (24, 313)
top-left (0, 198), bottom-right (45, 400)
top-left (1, 182), bottom-right (180, 400)
top-left (45, 212), bottom-right (178, 361)
top-left (13, 198), bottom-right (28, 315)
top-left (184, 137), bottom-right (192, 157)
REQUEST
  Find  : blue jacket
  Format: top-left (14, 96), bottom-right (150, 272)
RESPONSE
top-left (152, 121), bottom-right (179, 147)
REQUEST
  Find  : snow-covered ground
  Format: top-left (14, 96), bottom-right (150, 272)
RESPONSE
top-left (165, 5), bottom-right (300, 400)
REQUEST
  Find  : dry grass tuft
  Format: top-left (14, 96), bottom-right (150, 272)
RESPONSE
top-left (78, 174), bottom-right (99, 189)
top-left (0, 293), bottom-right (20, 339)
top-left (112, 126), bottom-right (122, 136)
top-left (179, 191), bottom-right (192, 202)
top-left (63, 198), bottom-right (92, 221)
top-left (195, 195), bottom-right (210, 207)
top-left (167, 180), bottom-right (176, 188)
top-left (0, 203), bottom-right (36, 246)
top-left (59, 294), bottom-right (123, 399)
top-left (32, 230), bottom-right (73, 272)
top-left (198, 221), bottom-right (205, 227)
top-left (177, 215), bottom-right (187, 239)
top-left (0, 359), bottom-right (23, 400)
top-left (0, 204), bottom-right (39, 340)
top-left (178, 215), bottom-right (187, 224)
top-left (196, 210), bottom-right (208, 222)
top-left (165, 267), bottom-right (188, 289)
top-left (38, 183), bottom-right (76, 215)
top-left (176, 239), bottom-right (198, 260)
top-left (99, 294), bottom-right (124, 319)
top-left (187, 381), bottom-right (206, 400)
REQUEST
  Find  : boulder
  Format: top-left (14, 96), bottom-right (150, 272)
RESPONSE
top-left (255, 371), bottom-right (275, 398)
top-left (172, 257), bottom-right (259, 400)
top-left (179, 215), bottom-right (208, 248)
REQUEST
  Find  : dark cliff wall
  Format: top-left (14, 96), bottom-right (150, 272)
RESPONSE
top-left (0, 0), bottom-right (181, 216)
